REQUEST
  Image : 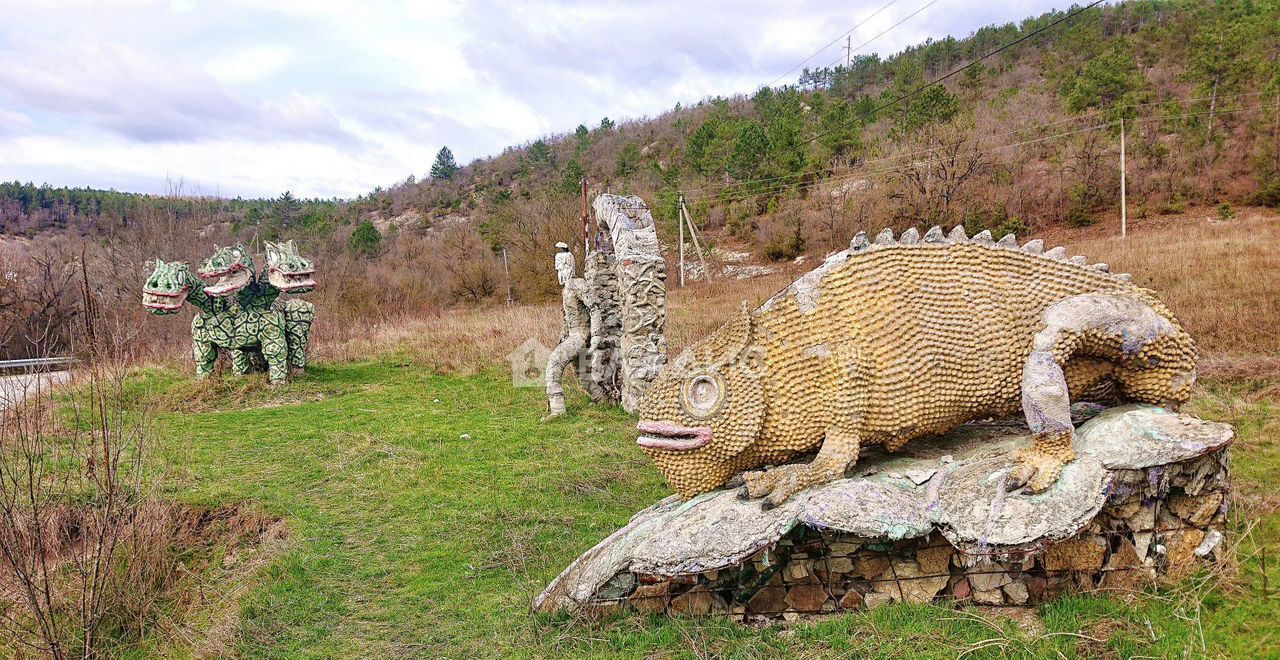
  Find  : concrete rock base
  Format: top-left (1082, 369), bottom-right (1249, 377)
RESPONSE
top-left (535, 405), bottom-right (1233, 619)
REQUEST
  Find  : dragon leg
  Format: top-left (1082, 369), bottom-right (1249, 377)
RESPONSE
top-left (284, 299), bottom-right (315, 370)
top-left (193, 340), bottom-right (217, 379)
top-left (261, 312), bottom-right (290, 384)
top-left (743, 341), bottom-right (867, 509)
top-left (1012, 349), bottom-right (1077, 493)
top-left (230, 349), bottom-right (254, 375)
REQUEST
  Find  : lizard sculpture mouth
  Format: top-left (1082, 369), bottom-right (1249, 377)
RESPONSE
top-left (201, 266), bottom-right (251, 297)
top-left (636, 421), bottom-right (712, 452)
top-left (142, 287), bottom-right (189, 312)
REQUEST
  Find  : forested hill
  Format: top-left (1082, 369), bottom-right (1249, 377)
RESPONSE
top-left (4, 0), bottom-right (1279, 311)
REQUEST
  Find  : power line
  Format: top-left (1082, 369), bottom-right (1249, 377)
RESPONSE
top-left (817, 0), bottom-right (941, 72)
top-left (685, 102), bottom-right (1273, 203)
top-left (765, 0), bottom-right (903, 89)
top-left (685, 0), bottom-right (1106, 200)
top-left (800, 0), bottom-right (1107, 151)
top-left (685, 88), bottom-right (1273, 198)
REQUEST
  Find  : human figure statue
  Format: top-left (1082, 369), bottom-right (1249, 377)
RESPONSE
top-left (542, 277), bottom-right (602, 421)
top-left (554, 241), bottom-right (575, 286)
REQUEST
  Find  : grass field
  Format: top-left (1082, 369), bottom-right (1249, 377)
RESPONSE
top-left (117, 361), bottom-right (1278, 659)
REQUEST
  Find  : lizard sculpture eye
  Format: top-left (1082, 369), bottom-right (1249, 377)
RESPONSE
top-left (681, 374), bottom-right (724, 419)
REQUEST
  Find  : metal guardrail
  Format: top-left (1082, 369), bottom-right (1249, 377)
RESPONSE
top-left (0, 357), bottom-right (76, 372)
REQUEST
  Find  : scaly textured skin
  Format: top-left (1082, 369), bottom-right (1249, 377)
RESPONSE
top-left (636, 226), bottom-right (1197, 508)
top-left (142, 243), bottom-right (317, 383)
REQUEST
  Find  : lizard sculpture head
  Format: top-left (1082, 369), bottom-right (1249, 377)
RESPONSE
top-left (264, 240), bottom-right (316, 294)
top-left (142, 259), bottom-right (192, 315)
top-left (198, 244), bottom-right (254, 297)
top-left (636, 304), bottom-right (766, 497)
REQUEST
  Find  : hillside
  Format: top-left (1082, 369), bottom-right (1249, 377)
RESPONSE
top-left (3, 0), bottom-right (1279, 359)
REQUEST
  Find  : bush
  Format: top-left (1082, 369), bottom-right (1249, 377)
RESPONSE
top-left (762, 222), bottom-right (804, 261)
top-left (348, 221), bottom-right (383, 256)
top-left (727, 202), bottom-right (754, 238)
top-left (1217, 202), bottom-right (1236, 221)
top-left (962, 203), bottom-right (1027, 238)
top-left (1158, 196), bottom-right (1187, 215)
top-left (1065, 184), bottom-right (1099, 227)
top-left (1251, 179), bottom-right (1280, 207)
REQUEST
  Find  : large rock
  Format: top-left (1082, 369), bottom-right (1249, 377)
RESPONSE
top-left (534, 406), bottom-right (1234, 615)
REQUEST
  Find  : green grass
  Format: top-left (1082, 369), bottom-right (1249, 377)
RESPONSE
top-left (123, 362), bottom-right (1279, 658)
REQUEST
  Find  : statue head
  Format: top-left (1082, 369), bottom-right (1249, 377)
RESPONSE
top-left (635, 304), bottom-right (767, 497)
top-left (265, 239), bottom-right (316, 294)
top-left (198, 244), bottom-right (254, 297)
top-left (142, 259), bottom-right (191, 315)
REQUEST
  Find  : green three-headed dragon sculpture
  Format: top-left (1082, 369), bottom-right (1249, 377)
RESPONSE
top-left (142, 240), bottom-right (316, 384)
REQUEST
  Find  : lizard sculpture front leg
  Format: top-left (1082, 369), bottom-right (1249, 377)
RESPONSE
top-left (742, 341), bottom-right (866, 509)
top-left (742, 430), bottom-right (860, 510)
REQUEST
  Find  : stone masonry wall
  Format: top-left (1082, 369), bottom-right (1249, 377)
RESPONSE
top-left (579, 448), bottom-right (1229, 621)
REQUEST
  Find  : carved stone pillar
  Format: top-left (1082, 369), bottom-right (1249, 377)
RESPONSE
top-left (592, 194), bottom-right (667, 413)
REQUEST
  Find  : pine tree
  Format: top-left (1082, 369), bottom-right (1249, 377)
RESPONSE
top-left (561, 158), bottom-right (585, 195)
top-left (528, 139), bottom-right (552, 164)
top-left (430, 146), bottom-right (459, 180)
top-left (348, 221), bottom-right (382, 256)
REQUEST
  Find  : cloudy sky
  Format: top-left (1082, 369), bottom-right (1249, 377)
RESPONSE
top-left (0, 0), bottom-right (1068, 199)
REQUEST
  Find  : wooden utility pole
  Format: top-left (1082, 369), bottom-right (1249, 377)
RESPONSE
top-left (678, 193), bottom-right (686, 287)
top-left (1119, 117), bottom-right (1128, 238)
top-left (580, 178), bottom-right (590, 253)
top-left (679, 198), bottom-right (710, 281)
top-left (502, 248), bottom-right (512, 305)
top-left (844, 35), bottom-right (852, 68)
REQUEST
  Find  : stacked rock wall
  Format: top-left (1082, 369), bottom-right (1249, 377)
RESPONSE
top-left (596, 446), bottom-right (1228, 620)
top-left (536, 406), bottom-right (1234, 619)
top-left (585, 252), bottom-right (622, 405)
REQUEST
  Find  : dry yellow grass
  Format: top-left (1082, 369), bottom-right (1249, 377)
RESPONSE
top-left (1041, 206), bottom-right (1280, 379)
top-left (310, 269), bottom-right (802, 374)
top-left (300, 206), bottom-right (1278, 381)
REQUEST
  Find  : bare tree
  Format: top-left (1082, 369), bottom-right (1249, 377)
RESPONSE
top-left (896, 125), bottom-right (989, 225)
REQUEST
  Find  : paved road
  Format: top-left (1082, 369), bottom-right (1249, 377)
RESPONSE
top-left (0, 371), bottom-right (70, 411)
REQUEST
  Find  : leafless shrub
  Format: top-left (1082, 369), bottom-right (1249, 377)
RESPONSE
top-left (0, 357), bottom-right (160, 657)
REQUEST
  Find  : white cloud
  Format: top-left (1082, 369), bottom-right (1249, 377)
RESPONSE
top-left (206, 45), bottom-right (297, 84)
top-left (0, 0), bottom-right (1071, 198)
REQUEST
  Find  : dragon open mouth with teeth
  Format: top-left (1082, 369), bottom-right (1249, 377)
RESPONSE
top-left (265, 240), bottom-right (316, 293)
top-left (198, 245), bottom-right (254, 297)
top-left (142, 259), bottom-right (194, 315)
top-left (142, 242), bottom-right (318, 384)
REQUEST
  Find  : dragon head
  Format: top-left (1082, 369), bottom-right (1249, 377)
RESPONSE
top-left (264, 240), bottom-right (316, 294)
top-left (198, 244), bottom-right (254, 297)
top-left (636, 305), bottom-right (767, 498)
top-left (142, 259), bottom-right (191, 315)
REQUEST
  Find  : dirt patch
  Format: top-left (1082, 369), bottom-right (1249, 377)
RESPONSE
top-left (1077, 617), bottom-right (1145, 658)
